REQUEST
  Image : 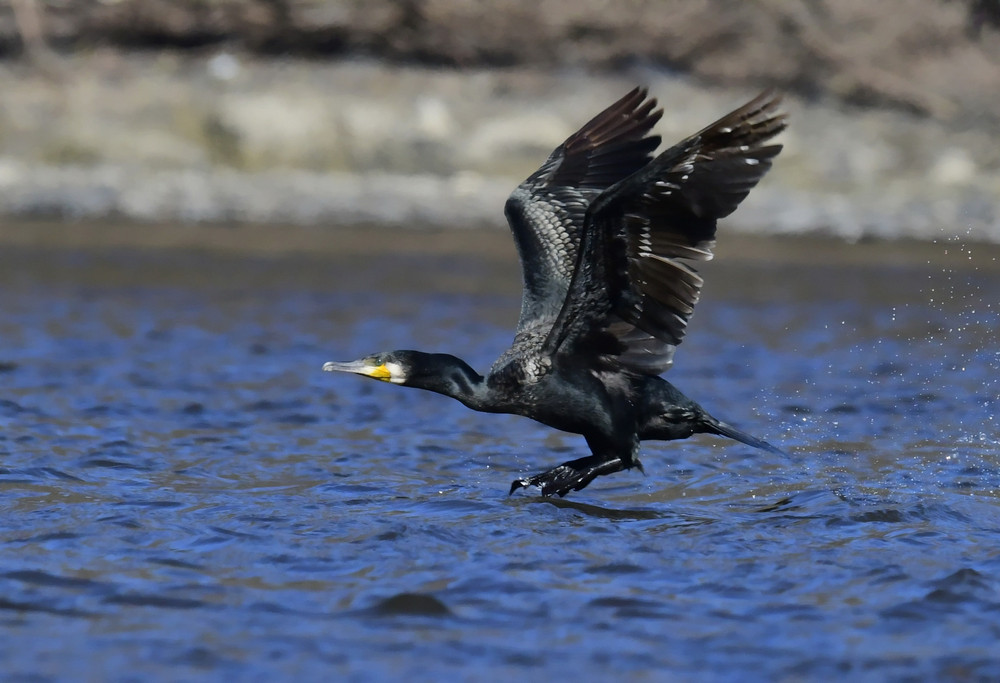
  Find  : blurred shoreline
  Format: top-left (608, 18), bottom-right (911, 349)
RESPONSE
top-left (0, 50), bottom-right (997, 244)
top-left (5, 221), bottom-right (1000, 276)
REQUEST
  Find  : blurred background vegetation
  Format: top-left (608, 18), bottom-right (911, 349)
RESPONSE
top-left (0, 0), bottom-right (998, 241)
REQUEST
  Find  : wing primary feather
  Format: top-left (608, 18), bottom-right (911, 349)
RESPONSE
top-left (541, 89), bottom-right (787, 376)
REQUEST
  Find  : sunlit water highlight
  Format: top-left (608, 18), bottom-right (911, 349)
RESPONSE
top-left (1, 235), bottom-right (999, 680)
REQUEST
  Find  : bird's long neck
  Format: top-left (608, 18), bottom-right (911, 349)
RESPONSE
top-left (409, 354), bottom-right (493, 412)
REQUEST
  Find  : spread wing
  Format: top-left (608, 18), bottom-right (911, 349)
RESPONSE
top-left (545, 90), bottom-right (788, 375)
top-left (502, 87), bottom-right (662, 343)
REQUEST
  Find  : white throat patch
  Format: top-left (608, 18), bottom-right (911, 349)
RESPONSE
top-left (384, 361), bottom-right (407, 384)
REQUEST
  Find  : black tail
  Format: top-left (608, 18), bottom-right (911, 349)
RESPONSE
top-left (702, 416), bottom-right (786, 456)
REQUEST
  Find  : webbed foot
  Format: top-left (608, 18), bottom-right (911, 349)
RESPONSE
top-left (509, 455), bottom-right (628, 497)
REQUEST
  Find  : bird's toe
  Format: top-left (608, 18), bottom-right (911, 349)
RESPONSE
top-left (507, 465), bottom-right (578, 497)
top-left (508, 478), bottom-right (533, 496)
top-left (510, 455), bottom-right (627, 497)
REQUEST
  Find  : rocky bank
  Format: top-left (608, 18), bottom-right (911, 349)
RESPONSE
top-left (0, 1), bottom-right (998, 242)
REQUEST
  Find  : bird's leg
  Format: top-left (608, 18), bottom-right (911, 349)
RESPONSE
top-left (511, 427), bottom-right (641, 498)
top-left (509, 454), bottom-right (636, 497)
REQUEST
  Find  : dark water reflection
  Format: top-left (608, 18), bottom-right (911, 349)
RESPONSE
top-left (1, 234), bottom-right (999, 680)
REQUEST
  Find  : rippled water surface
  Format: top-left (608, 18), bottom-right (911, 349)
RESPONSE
top-left (2, 231), bottom-right (999, 681)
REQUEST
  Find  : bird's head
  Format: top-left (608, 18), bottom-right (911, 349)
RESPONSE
top-left (323, 350), bottom-right (485, 403)
top-left (322, 351), bottom-right (414, 384)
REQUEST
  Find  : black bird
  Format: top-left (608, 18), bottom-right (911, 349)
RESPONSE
top-left (324, 88), bottom-right (788, 497)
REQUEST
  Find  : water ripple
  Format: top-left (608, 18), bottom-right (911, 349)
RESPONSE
top-left (2, 246), bottom-right (1000, 679)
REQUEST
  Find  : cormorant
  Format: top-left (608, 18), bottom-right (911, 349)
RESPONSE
top-left (324, 87), bottom-right (788, 497)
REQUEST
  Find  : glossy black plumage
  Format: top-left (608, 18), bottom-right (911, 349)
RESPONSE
top-left (324, 88), bottom-right (788, 497)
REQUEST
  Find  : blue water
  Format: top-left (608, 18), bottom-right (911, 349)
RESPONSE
top-left (1, 237), bottom-right (999, 681)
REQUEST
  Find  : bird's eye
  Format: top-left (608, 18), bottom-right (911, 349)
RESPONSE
top-left (370, 355), bottom-right (383, 366)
